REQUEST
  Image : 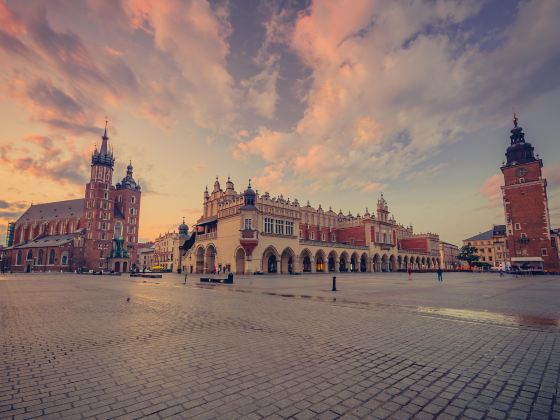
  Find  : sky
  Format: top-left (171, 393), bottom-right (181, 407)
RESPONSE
top-left (0, 0), bottom-right (559, 246)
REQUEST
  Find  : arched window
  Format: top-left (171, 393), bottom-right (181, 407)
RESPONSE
top-left (61, 253), bottom-right (68, 265)
top-left (26, 249), bottom-right (33, 260)
top-left (37, 249), bottom-right (44, 265)
top-left (114, 221), bottom-right (123, 238)
top-left (48, 250), bottom-right (56, 265)
top-left (16, 251), bottom-right (22, 265)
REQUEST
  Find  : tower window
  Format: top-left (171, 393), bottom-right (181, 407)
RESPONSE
top-left (514, 223), bottom-right (521, 230)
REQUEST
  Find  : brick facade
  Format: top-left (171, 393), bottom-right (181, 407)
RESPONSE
top-left (3, 123), bottom-right (142, 273)
top-left (500, 116), bottom-right (559, 271)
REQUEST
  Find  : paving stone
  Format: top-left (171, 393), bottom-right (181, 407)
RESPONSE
top-left (1, 273), bottom-right (560, 420)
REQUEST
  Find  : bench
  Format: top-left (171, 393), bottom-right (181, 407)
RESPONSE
top-left (200, 274), bottom-right (234, 284)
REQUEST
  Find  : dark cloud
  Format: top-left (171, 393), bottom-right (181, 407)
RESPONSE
top-left (0, 136), bottom-right (89, 186)
top-left (0, 30), bottom-right (31, 56)
top-left (26, 8), bottom-right (107, 86)
top-left (0, 210), bottom-right (24, 219)
top-left (26, 79), bottom-right (84, 116)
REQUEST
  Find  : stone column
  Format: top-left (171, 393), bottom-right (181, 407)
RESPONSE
top-left (310, 257), bottom-right (316, 273)
top-left (334, 258), bottom-right (340, 273)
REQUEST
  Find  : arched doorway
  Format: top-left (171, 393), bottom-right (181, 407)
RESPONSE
top-left (350, 253), bottom-right (358, 272)
top-left (300, 249), bottom-right (312, 272)
top-left (123, 262), bottom-right (128, 272)
top-left (280, 248), bottom-right (295, 274)
top-left (235, 248), bottom-right (245, 274)
top-left (339, 252), bottom-right (348, 272)
top-left (389, 255), bottom-right (396, 272)
top-left (327, 250), bottom-right (337, 272)
top-left (381, 254), bottom-right (388, 272)
top-left (267, 255), bottom-right (277, 273)
top-left (397, 255), bottom-right (402, 270)
top-left (205, 245), bottom-right (217, 273)
top-left (195, 247), bottom-right (205, 273)
top-left (262, 246), bottom-right (279, 274)
top-left (373, 254), bottom-right (381, 272)
top-left (360, 253), bottom-right (367, 272)
top-left (114, 261), bottom-right (121, 272)
top-left (315, 250), bottom-right (325, 272)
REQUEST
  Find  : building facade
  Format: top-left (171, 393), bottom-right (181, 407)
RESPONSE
top-left (152, 221), bottom-right (189, 272)
top-left (500, 116), bottom-right (559, 271)
top-left (439, 241), bottom-right (460, 270)
top-left (184, 177), bottom-right (454, 275)
top-left (463, 225), bottom-right (508, 269)
top-left (3, 123), bottom-right (142, 272)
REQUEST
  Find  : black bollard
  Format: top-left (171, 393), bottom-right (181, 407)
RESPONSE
top-left (332, 276), bottom-right (337, 292)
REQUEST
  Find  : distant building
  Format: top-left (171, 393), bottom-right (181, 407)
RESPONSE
top-left (500, 115), bottom-right (559, 271)
top-left (152, 220), bottom-right (190, 272)
top-left (463, 225), bottom-right (508, 269)
top-left (183, 177), bottom-right (448, 274)
top-left (2, 122), bottom-right (142, 273)
top-left (137, 243), bottom-right (155, 272)
top-left (439, 241), bottom-right (459, 270)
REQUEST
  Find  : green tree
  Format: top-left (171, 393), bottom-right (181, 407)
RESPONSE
top-left (457, 245), bottom-right (480, 269)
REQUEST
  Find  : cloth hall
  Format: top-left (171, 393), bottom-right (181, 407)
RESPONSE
top-left (186, 177), bottom-right (455, 275)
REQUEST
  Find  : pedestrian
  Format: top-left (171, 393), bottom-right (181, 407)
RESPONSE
top-left (184, 272), bottom-right (187, 284)
top-left (407, 266), bottom-right (412, 280)
top-left (437, 267), bottom-right (443, 284)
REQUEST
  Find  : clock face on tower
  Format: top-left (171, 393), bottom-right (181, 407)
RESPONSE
top-left (516, 167), bottom-right (528, 177)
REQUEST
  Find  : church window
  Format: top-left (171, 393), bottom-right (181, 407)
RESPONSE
top-left (16, 250), bottom-right (22, 265)
top-left (514, 223), bottom-right (521, 230)
top-left (102, 223), bottom-right (106, 231)
top-left (26, 249), bottom-right (33, 260)
top-left (118, 195), bottom-right (122, 203)
top-left (104, 192), bottom-right (108, 200)
top-left (48, 250), bottom-right (55, 264)
top-left (131, 196), bottom-right (136, 204)
top-left (103, 202), bottom-right (107, 210)
top-left (542, 248), bottom-right (548, 256)
top-left (37, 249), bottom-right (44, 265)
top-left (61, 253), bottom-right (68, 265)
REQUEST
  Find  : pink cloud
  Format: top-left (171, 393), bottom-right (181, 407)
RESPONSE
top-left (479, 174), bottom-right (503, 208)
top-left (0, 0), bottom-right (26, 36)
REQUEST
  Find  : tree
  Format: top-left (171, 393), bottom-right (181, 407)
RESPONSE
top-left (457, 245), bottom-right (480, 269)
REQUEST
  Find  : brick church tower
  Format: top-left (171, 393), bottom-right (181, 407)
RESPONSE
top-left (82, 121), bottom-right (142, 271)
top-left (83, 121), bottom-right (115, 269)
top-left (500, 115), bottom-right (559, 271)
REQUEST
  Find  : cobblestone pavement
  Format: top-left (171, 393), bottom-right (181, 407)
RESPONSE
top-left (1, 273), bottom-right (559, 419)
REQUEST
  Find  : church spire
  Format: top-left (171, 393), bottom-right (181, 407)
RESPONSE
top-left (100, 118), bottom-right (109, 154)
top-left (91, 118), bottom-right (114, 168)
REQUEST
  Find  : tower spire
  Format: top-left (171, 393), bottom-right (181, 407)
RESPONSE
top-left (100, 118), bottom-right (109, 154)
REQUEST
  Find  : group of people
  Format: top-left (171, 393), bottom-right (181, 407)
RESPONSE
top-left (407, 266), bottom-right (444, 284)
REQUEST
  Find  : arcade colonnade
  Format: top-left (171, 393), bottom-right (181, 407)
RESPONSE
top-left (192, 243), bottom-right (440, 275)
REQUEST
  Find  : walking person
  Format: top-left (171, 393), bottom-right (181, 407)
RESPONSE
top-left (407, 266), bottom-right (412, 280)
top-left (437, 267), bottom-right (443, 284)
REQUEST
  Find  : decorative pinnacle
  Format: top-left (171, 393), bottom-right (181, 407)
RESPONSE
top-left (103, 117), bottom-right (108, 139)
top-left (513, 112), bottom-right (518, 128)
top-left (182, 216), bottom-right (185, 224)
top-left (248, 178), bottom-right (252, 188)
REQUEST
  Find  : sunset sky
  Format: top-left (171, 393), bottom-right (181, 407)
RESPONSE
top-left (1, 0), bottom-right (559, 245)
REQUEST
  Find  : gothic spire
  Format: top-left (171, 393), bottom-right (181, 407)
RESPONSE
top-left (100, 118), bottom-right (109, 154)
